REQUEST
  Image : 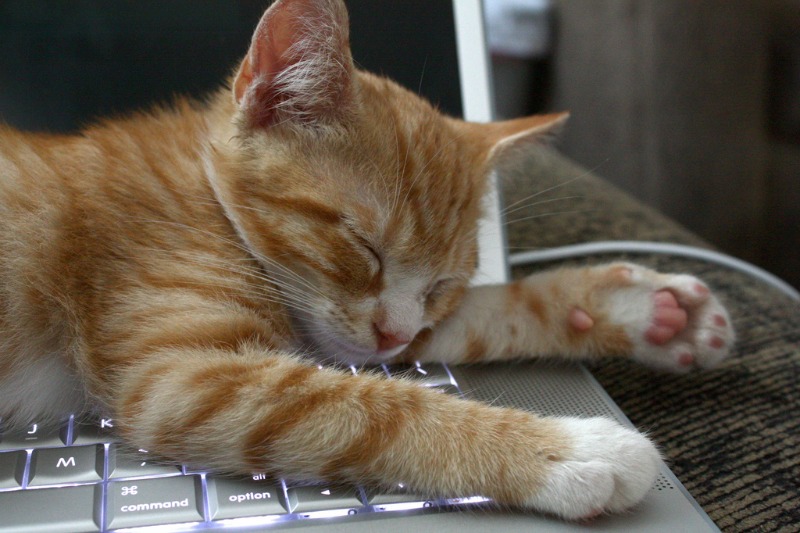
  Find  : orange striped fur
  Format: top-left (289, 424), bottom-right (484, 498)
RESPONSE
top-left (0, 0), bottom-right (734, 520)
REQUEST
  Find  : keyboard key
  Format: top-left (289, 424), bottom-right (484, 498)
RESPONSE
top-left (208, 474), bottom-right (286, 520)
top-left (0, 450), bottom-right (26, 489)
top-left (72, 417), bottom-right (118, 445)
top-left (0, 484), bottom-right (101, 532)
top-left (367, 482), bottom-right (435, 507)
top-left (28, 445), bottom-right (104, 487)
top-left (285, 484), bottom-right (364, 514)
top-left (106, 475), bottom-right (204, 530)
top-left (0, 422), bottom-right (67, 450)
top-left (108, 445), bottom-right (182, 478)
top-left (385, 363), bottom-right (461, 395)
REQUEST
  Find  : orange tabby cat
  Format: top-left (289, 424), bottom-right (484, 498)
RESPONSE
top-left (0, 0), bottom-right (734, 520)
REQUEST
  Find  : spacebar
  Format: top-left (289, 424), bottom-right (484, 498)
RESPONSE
top-left (0, 486), bottom-right (101, 532)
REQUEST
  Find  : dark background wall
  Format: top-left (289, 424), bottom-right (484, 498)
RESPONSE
top-left (0, 0), bottom-right (462, 134)
top-left (545, 0), bottom-right (800, 288)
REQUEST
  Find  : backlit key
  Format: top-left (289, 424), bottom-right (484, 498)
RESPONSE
top-left (0, 484), bottom-right (101, 532)
top-left (28, 445), bottom-right (104, 487)
top-left (0, 422), bottom-right (66, 450)
top-left (0, 450), bottom-right (26, 489)
top-left (72, 417), bottom-right (119, 445)
top-left (208, 474), bottom-right (286, 520)
top-left (285, 484), bottom-right (364, 514)
top-left (106, 475), bottom-right (204, 530)
top-left (108, 445), bottom-right (182, 478)
top-left (367, 482), bottom-right (435, 507)
top-left (385, 363), bottom-right (461, 395)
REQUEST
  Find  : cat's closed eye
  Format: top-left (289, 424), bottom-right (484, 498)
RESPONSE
top-left (346, 230), bottom-right (382, 281)
top-left (426, 278), bottom-right (454, 302)
top-left (360, 241), bottom-right (381, 268)
top-left (340, 218), bottom-right (381, 272)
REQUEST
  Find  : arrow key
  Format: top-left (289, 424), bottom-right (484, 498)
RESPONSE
top-left (285, 484), bottom-right (364, 514)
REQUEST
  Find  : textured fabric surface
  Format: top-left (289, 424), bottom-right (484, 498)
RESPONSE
top-left (501, 147), bottom-right (800, 532)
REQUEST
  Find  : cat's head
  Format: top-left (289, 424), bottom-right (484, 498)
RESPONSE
top-left (209, 0), bottom-right (566, 364)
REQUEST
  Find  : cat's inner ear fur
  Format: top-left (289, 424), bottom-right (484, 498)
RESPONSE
top-left (233, 0), bottom-right (354, 129)
top-left (464, 112), bottom-right (570, 164)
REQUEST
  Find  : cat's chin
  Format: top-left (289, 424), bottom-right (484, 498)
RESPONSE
top-left (311, 331), bottom-right (407, 366)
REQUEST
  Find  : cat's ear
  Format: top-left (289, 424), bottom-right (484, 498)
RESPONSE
top-left (233, 0), bottom-right (354, 129)
top-left (462, 112), bottom-right (570, 164)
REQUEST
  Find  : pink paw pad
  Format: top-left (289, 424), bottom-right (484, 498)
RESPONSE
top-left (709, 336), bottom-right (726, 349)
top-left (678, 352), bottom-right (695, 367)
top-left (569, 308), bottom-right (595, 332)
top-left (693, 283), bottom-right (710, 296)
top-left (644, 290), bottom-right (688, 346)
top-left (577, 508), bottom-right (605, 523)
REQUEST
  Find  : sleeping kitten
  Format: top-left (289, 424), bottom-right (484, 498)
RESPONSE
top-left (0, 0), bottom-right (734, 520)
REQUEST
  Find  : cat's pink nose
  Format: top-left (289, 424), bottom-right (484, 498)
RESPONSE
top-left (375, 326), bottom-right (412, 352)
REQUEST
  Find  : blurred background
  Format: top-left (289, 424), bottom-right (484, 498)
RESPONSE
top-left (487, 0), bottom-right (800, 289)
top-left (0, 1), bottom-right (797, 288)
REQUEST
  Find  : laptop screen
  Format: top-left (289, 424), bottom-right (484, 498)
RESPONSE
top-left (348, 0), bottom-right (464, 118)
top-left (0, 1), bottom-right (463, 128)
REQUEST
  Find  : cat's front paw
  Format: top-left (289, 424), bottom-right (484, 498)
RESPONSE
top-left (578, 263), bottom-right (735, 372)
top-left (525, 417), bottom-right (660, 520)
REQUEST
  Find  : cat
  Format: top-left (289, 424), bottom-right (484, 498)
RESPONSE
top-left (0, 0), bottom-right (735, 521)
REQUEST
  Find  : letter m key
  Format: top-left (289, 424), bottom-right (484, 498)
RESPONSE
top-left (57, 456), bottom-right (77, 468)
top-left (28, 447), bottom-right (101, 486)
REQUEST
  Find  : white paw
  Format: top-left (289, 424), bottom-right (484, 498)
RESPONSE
top-left (525, 417), bottom-right (660, 520)
top-left (604, 263), bottom-right (735, 372)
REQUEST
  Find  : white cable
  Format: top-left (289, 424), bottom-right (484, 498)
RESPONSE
top-left (509, 240), bottom-right (800, 302)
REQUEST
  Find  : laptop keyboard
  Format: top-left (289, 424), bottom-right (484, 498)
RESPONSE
top-left (0, 363), bottom-right (489, 532)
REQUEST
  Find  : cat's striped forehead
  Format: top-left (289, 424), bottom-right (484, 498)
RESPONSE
top-left (353, 73), bottom-right (489, 269)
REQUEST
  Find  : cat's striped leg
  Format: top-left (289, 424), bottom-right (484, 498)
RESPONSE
top-left (111, 344), bottom-right (659, 520)
top-left (406, 262), bottom-right (734, 372)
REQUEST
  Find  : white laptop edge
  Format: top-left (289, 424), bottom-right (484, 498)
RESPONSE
top-left (452, 0), bottom-right (510, 286)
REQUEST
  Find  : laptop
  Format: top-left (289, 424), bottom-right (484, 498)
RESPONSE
top-left (0, 1), bottom-right (718, 531)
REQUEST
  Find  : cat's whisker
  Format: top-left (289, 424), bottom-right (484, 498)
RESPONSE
top-left (249, 251), bottom-right (331, 301)
top-left (501, 195), bottom-right (584, 218)
top-left (500, 177), bottom-right (585, 215)
top-left (398, 132), bottom-right (464, 216)
top-left (169, 194), bottom-right (338, 291)
top-left (132, 265), bottom-right (320, 315)
top-left (122, 215), bottom-right (253, 255)
top-left (122, 202), bottom-right (344, 310)
top-left (388, 109), bottom-right (412, 218)
top-left (500, 158), bottom-right (609, 216)
top-left (126, 241), bottom-right (326, 312)
top-left (504, 208), bottom-right (600, 226)
top-left (363, 157), bottom-right (395, 208)
top-left (125, 214), bottom-right (331, 303)
top-left (416, 56), bottom-right (428, 97)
